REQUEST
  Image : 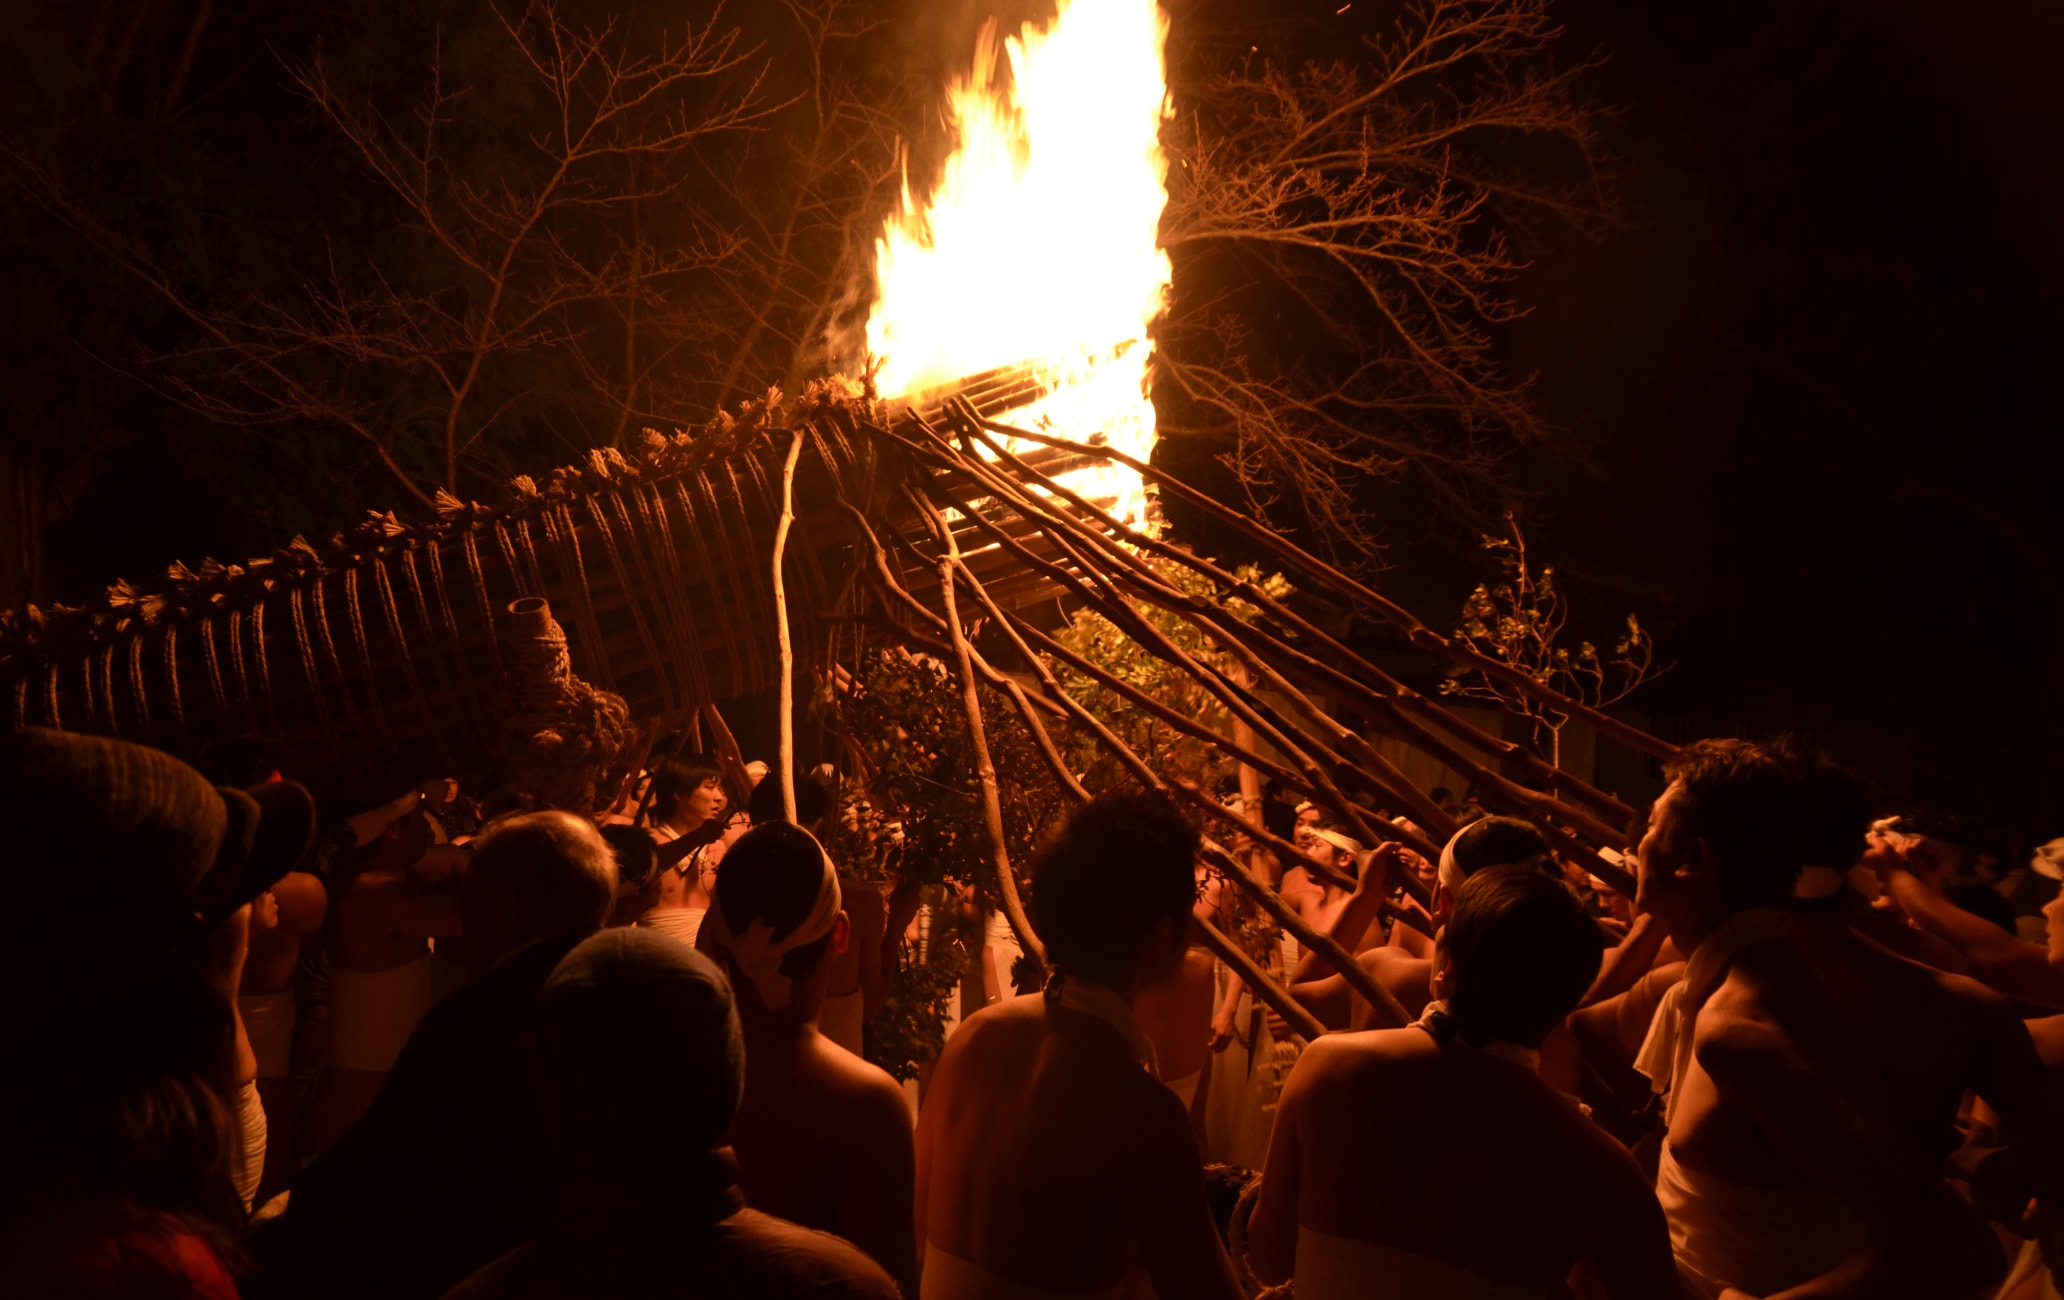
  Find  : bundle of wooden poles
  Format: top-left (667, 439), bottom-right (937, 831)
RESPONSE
top-left (0, 379), bottom-right (1678, 1037)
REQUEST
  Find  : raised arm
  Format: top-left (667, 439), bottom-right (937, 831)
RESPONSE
top-left (1582, 911), bottom-right (1671, 1007)
top-left (1885, 867), bottom-right (2064, 1008)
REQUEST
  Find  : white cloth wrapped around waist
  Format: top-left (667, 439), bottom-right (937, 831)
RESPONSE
top-left (324, 955), bottom-right (433, 1072)
top-left (638, 905), bottom-right (707, 949)
top-left (920, 1244), bottom-right (1121, 1300)
top-left (234, 1078), bottom-right (268, 1212)
top-left (1294, 1226), bottom-right (1547, 1300)
top-left (238, 988), bottom-right (297, 1079)
top-left (1655, 1140), bottom-right (1868, 1299)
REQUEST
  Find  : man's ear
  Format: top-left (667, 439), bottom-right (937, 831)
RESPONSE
top-left (1429, 944), bottom-right (1454, 999)
top-left (1683, 834), bottom-right (1716, 882)
top-left (829, 909), bottom-right (852, 959)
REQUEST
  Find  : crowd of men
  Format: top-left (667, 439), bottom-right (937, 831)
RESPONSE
top-left (3, 722), bottom-right (2061, 1299)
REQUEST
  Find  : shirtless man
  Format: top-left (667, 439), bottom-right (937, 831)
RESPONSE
top-left (1634, 739), bottom-right (2055, 1298)
top-left (239, 868), bottom-right (326, 1200)
top-left (1286, 817), bottom-right (1556, 1032)
top-left (1279, 827), bottom-right (1362, 936)
top-left (1248, 866), bottom-right (1677, 1297)
top-left (697, 822), bottom-right (916, 1295)
top-left (749, 772), bottom-right (886, 1058)
top-left (915, 790), bottom-right (1242, 1299)
top-left (308, 789), bottom-right (466, 1154)
top-left (640, 755), bottom-right (731, 948)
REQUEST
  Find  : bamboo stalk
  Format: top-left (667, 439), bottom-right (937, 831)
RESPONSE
top-left (956, 417), bottom-right (1678, 762)
top-left (949, 410), bottom-right (1637, 829)
top-left (773, 427), bottom-right (806, 823)
top-left (893, 517), bottom-right (1411, 1027)
top-left (919, 495), bottom-right (1045, 966)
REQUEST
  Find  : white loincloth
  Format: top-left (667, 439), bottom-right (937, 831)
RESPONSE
top-left (921, 1243), bottom-right (1121, 1300)
top-left (985, 910), bottom-right (1025, 1004)
top-left (238, 989), bottom-right (297, 1080)
top-left (1162, 1070), bottom-right (1200, 1107)
top-left (638, 905), bottom-right (707, 949)
top-left (235, 1078), bottom-right (268, 1212)
top-left (1655, 1140), bottom-right (1867, 1299)
top-left (821, 987), bottom-right (865, 1057)
top-left (1295, 1226), bottom-right (1546, 1300)
top-left (324, 955), bottom-right (433, 1072)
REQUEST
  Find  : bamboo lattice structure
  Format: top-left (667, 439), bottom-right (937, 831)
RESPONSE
top-left (0, 379), bottom-right (1676, 1035)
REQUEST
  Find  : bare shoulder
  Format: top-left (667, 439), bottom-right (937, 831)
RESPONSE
top-left (816, 1036), bottom-right (912, 1120)
top-left (273, 870), bottom-right (328, 931)
top-left (1297, 1027), bottom-right (1425, 1082)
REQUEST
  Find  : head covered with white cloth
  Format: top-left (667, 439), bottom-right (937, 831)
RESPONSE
top-left (699, 821), bottom-right (843, 1012)
top-left (1434, 815), bottom-right (1556, 917)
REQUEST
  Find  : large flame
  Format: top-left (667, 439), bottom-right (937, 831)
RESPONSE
top-left (867, 0), bottom-right (1171, 530)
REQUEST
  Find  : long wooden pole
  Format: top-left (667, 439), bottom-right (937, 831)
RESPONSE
top-left (956, 416), bottom-right (1679, 762)
top-left (918, 494), bottom-right (1045, 966)
top-left (773, 426), bottom-right (805, 824)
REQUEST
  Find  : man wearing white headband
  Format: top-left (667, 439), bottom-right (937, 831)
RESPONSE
top-left (1284, 817), bottom-right (1559, 1035)
top-left (1279, 821), bottom-right (1366, 942)
top-left (698, 822), bottom-right (916, 1298)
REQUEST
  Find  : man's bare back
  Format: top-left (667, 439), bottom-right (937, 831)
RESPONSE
top-left (728, 1022), bottom-right (915, 1294)
top-left (916, 994), bottom-right (1237, 1297)
top-left (1251, 1027), bottom-right (1676, 1294)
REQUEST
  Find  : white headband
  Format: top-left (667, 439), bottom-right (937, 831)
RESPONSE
top-left (1311, 827), bottom-right (1363, 857)
top-left (1436, 826), bottom-right (1469, 902)
top-left (701, 834), bottom-right (842, 1011)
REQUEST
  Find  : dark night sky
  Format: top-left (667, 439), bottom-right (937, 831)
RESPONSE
top-left (9, 0), bottom-right (2061, 832)
top-left (1475, 0), bottom-right (2063, 827)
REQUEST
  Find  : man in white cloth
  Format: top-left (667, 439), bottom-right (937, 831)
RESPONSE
top-left (698, 821), bottom-right (915, 1296)
top-left (1247, 866), bottom-right (1677, 1298)
top-left (915, 790), bottom-right (1242, 1300)
top-left (1634, 739), bottom-right (2055, 1298)
top-left (239, 868), bottom-right (326, 1200)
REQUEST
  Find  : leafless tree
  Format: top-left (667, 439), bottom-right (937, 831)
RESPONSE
top-left (6, 1), bottom-right (905, 512)
top-left (1160, 0), bottom-right (1605, 561)
top-left (1439, 512), bottom-right (1659, 768)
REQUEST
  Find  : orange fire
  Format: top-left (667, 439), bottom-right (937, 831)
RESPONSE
top-left (867, 0), bottom-right (1171, 530)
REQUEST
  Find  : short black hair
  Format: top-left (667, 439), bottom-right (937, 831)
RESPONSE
top-left (1442, 865), bottom-right (1602, 1047)
top-left (1793, 751), bottom-right (1872, 871)
top-left (599, 824), bottom-right (657, 892)
top-left (651, 755), bottom-right (724, 821)
top-left (712, 822), bottom-right (837, 983)
top-left (747, 769), bottom-right (834, 829)
top-left (1663, 739), bottom-right (1804, 910)
top-left (1450, 816), bottom-right (1554, 877)
top-left (1029, 790), bottom-right (1199, 988)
